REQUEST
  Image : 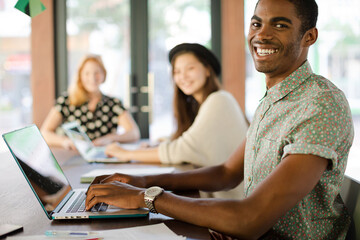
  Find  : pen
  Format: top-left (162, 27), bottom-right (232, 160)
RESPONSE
top-left (45, 230), bottom-right (99, 236)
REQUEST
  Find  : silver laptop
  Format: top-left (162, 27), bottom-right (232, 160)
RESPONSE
top-left (2, 125), bottom-right (149, 220)
top-left (62, 121), bottom-right (118, 163)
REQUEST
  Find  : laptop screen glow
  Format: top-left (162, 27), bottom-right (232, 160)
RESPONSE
top-left (2, 125), bottom-right (71, 215)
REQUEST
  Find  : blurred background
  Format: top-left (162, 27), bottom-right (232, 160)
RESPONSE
top-left (0, 0), bottom-right (359, 169)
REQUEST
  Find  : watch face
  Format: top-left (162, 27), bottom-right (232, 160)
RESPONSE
top-left (146, 186), bottom-right (163, 197)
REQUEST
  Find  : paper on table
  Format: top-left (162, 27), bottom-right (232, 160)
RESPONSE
top-left (80, 167), bottom-right (175, 183)
top-left (103, 223), bottom-right (186, 240)
top-left (6, 223), bottom-right (186, 240)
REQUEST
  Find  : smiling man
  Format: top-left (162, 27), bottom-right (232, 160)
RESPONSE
top-left (85, 0), bottom-right (354, 239)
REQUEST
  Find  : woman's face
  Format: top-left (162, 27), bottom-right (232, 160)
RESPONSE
top-left (80, 60), bottom-right (105, 94)
top-left (173, 53), bottom-right (210, 101)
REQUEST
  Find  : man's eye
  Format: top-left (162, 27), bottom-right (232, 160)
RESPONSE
top-left (252, 22), bottom-right (261, 28)
top-left (275, 23), bottom-right (288, 28)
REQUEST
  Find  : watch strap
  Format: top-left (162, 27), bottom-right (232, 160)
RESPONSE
top-left (144, 187), bottom-right (164, 214)
top-left (144, 198), bottom-right (158, 213)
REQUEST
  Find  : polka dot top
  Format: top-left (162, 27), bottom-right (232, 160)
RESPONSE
top-left (54, 93), bottom-right (125, 140)
top-left (244, 61), bottom-right (354, 239)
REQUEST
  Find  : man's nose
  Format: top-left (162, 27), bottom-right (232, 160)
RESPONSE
top-left (256, 25), bottom-right (274, 41)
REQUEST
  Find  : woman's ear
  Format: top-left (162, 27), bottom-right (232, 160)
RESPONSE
top-left (302, 27), bottom-right (318, 47)
top-left (206, 67), bottom-right (211, 78)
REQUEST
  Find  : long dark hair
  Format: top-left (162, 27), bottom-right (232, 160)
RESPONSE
top-left (171, 51), bottom-right (221, 140)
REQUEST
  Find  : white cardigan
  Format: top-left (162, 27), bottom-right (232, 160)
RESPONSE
top-left (158, 90), bottom-right (248, 199)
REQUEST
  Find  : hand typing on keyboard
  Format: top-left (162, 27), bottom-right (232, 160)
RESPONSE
top-left (66, 192), bottom-right (108, 213)
top-left (91, 202), bottom-right (109, 212)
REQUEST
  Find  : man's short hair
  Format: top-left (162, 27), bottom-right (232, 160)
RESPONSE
top-left (287, 0), bottom-right (318, 36)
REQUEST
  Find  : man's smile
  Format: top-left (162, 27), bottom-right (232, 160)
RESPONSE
top-left (255, 47), bottom-right (279, 56)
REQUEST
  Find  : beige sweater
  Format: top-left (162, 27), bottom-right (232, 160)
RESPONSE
top-left (158, 90), bottom-right (248, 199)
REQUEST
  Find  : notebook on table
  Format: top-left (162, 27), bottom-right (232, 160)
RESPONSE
top-left (80, 167), bottom-right (175, 183)
top-left (2, 125), bottom-right (149, 220)
top-left (61, 121), bottom-right (120, 163)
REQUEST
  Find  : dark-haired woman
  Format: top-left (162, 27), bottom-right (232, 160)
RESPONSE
top-left (105, 43), bottom-right (248, 199)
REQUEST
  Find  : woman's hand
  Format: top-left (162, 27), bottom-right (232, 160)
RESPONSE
top-left (105, 143), bottom-right (130, 162)
top-left (61, 138), bottom-right (76, 150)
top-left (85, 181), bottom-right (145, 210)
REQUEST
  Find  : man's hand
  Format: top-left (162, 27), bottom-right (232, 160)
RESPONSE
top-left (85, 181), bottom-right (146, 210)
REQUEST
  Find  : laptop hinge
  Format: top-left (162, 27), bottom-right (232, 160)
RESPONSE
top-left (52, 191), bottom-right (74, 214)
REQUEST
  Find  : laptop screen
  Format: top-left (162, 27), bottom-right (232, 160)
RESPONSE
top-left (62, 122), bottom-right (93, 155)
top-left (2, 125), bottom-right (71, 215)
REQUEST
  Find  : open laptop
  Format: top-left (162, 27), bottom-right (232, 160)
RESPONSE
top-left (61, 121), bottom-right (119, 163)
top-left (2, 125), bottom-right (149, 220)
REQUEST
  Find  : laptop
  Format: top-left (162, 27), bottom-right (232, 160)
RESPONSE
top-left (2, 125), bottom-right (149, 220)
top-left (61, 121), bottom-right (119, 163)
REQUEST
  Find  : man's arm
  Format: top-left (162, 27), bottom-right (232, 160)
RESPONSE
top-left (152, 154), bottom-right (328, 239)
top-left (96, 139), bottom-right (246, 191)
top-left (86, 152), bottom-right (327, 239)
top-left (146, 139), bottom-right (246, 191)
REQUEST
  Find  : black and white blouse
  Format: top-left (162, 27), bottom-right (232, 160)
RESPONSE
top-left (55, 93), bottom-right (126, 140)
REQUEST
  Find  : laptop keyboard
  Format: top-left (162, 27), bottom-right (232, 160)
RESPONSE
top-left (91, 202), bottom-right (109, 212)
top-left (66, 191), bottom-right (108, 213)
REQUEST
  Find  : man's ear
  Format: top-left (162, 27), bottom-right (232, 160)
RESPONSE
top-left (302, 27), bottom-right (318, 47)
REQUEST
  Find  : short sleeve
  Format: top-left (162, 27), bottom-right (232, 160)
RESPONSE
top-left (283, 90), bottom-right (354, 170)
top-left (110, 97), bottom-right (126, 116)
top-left (54, 93), bottom-right (69, 117)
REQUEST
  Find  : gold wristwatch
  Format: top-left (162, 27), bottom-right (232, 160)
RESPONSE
top-left (144, 186), bottom-right (164, 214)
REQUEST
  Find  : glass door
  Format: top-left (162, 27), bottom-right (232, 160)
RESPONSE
top-left (66, 0), bottom-right (131, 106)
top-left (65, 0), bottom-right (218, 140)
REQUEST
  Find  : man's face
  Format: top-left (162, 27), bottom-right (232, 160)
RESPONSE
top-left (247, 0), bottom-right (305, 81)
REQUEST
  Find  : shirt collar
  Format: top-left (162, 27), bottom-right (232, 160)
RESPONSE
top-left (261, 61), bottom-right (313, 104)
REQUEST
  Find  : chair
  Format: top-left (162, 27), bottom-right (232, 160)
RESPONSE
top-left (340, 176), bottom-right (360, 240)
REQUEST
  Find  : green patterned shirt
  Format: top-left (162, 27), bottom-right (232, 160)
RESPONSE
top-left (244, 61), bottom-right (354, 239)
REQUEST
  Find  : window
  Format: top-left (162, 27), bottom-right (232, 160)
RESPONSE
top-left (66, 0), bottom-right (131, 104)
top-left (244, 1), bottom-right (360, 171)
top-left (0, 0), bottom-right (31, 152)
top-left (66, 0), bottom-right (215, 141)
top-left (148, 0), bottom-right (212, 141)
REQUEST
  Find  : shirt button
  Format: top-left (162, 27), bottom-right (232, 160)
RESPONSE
top-left (252, 146), bottom-right (256, 150)
top-left (248, 177), bottom-right (251, 182)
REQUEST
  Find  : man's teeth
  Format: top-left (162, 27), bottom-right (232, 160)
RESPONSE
top-left (257, 48), bottom-right (278, 56)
